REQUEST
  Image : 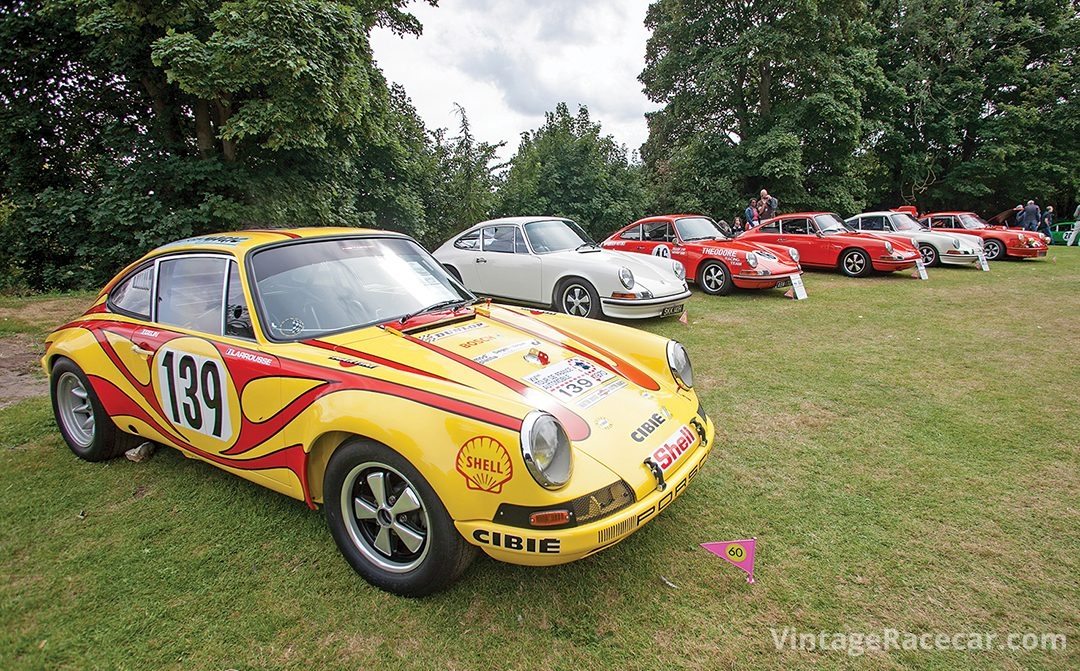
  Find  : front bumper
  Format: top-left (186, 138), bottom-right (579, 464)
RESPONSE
top-left (732, 270), bottom-right (802, 289)
top-left (455, 413), bottom-right (716, 566)
top-left (600, 289), bottom-right (692, 319)
top-left (1006, 246), bottom-right (1048, 258)
top-left (871, 255), bottom-right (919, 272)
top-left (939, 252), bottom-right (980, 266)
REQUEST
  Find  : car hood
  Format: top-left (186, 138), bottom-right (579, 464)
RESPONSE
top-left (299, 305), bottom-right (699, 495)
top-left (551, 248), bottom-right (686, 292)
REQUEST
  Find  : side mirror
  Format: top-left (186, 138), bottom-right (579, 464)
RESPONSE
top-left (815, 230), bottom-right (824, 238)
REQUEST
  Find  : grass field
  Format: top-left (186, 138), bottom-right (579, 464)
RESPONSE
top-left (1, 250), bottom-right (1078, 670)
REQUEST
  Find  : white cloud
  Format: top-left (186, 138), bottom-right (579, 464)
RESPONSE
top-left (370, 0), bottom-right (658, 160)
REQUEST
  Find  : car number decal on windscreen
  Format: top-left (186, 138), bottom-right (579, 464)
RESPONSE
top-left (523, 358), bottom-right (615, 402)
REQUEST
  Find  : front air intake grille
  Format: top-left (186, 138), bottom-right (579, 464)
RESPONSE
top-left (569, 480), bottom-right (636, 525)
top-left (597, 516), bottom-right (638, 544)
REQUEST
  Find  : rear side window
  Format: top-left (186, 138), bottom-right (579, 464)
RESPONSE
top-left (757, 222), bottom-right (779, 233)
top-left (861, 215), bottom-right (887, 231)
top-left (454, 230), bottom-right (480, 250)
top-left (108, 265), bottom-right (154, 319)
top-left (157, 257), bottom-right (228, 335)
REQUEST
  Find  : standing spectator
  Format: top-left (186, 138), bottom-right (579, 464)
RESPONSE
top-left (1012, 205), bottom-right (1024, 228)
top-left (1022, 200), bottom-right (1041, 231)
top-left (733, 216), bottom-right (744, 234)
top-left (1073, 203), bottom-right (1080, 221)
top-left (759, 189), bottom-right (778, 219)
top-left (744, 199), bottom-right (758, 228)
top-left (1038, 206), bottom-right (1054, 241)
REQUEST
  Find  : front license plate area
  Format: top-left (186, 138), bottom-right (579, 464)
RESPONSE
top-left (660, 304), bottom-right (684, 317)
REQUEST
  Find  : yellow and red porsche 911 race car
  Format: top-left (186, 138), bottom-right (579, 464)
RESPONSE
top-left (43, 228), bottom-right (714, 595)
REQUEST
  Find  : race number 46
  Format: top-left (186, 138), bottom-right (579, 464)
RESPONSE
top-left (157, 349), bottom-right (232, 441)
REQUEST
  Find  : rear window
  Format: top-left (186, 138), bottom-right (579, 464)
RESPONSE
top-left (108, 265), bottom-right (154, 319)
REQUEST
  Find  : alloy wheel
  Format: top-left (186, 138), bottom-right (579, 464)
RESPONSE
top-left (562, 285), bottom-right (592, 316)
top-left (341, 462), bottom-right (431, 573)
top-left (56, 371), bottom-right (95, 448)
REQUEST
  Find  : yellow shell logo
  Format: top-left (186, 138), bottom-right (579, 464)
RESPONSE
top-left (456, 436), bottom-right (513, 493)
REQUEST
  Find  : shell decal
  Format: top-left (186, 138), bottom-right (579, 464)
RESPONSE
top-left (455, 436), bottom-right (513, 493)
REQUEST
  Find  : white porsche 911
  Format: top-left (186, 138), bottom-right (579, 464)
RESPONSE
top-left (844, 211), bottom-right (984, 267)
top-left (433, 217), bottom-right (691, 320)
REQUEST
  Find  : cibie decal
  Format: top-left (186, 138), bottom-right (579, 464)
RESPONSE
top-left (417, 322), bottom-right (485, 343)
top-left (649, 425), bottom-right (696, 472)
top-left (455, 436), bottom-right (513, 493)
top-left (631, 412), bottom-right (667, 443)
top-left (472, 529), bottom-right (560, 554)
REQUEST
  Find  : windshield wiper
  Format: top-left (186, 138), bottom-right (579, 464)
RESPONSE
top-left (575, 241), bottom-right (600, 251)
top-left (400, 297), bottom-right (477, 324)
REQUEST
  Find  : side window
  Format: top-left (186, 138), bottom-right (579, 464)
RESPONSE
top-left (643, 222), bottom-right (673, 242)
top-left (514, 228), bottom-right (529, 254)
top-left (224, 261), bottom-right (254, 340)
top-left (481, 226), bottom-right (519, 253)
top-left (782, 218), bottom-right (810, 235)
top-left (933, 217), bottom-right (953, 228)
top-left (848, 218), bottom-right (863, 230)
top-left (454, 230), bottom-right (480, 250)
top-left (757, 221), bottom-right (780, 233)
top-left (108, 265), bottom-right (154, 319)
top-left (157, 256), bottom-right (228, 335)
top-left (861, 215), bottom-right (886, 231)
top-left (619, 225), bottom-right (642, 240)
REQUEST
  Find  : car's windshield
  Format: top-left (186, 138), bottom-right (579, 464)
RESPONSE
top-left (675, 217), bottom-right (728, 241)
top-left (814, 214), bottom-right (850, 234)
top-left (892, 213), bottom-right (923, 231)
top-left (523, 219), bottom-right (595, 253)
top-left (959, 214), bottom-right (987, 229)
top-left (250, 237), bottom-right (471, 339)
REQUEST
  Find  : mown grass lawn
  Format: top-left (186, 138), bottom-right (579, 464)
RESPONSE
top-left (1, 251), bottom-right (1078, 670)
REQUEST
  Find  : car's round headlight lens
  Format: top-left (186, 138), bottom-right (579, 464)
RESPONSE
top-left (789, 247), bottom-right (800, 263)
top-left (666, 340), bottom-right (694, 390)
top-left (746, 252), bottom-right (758, 268)
top-left (885, 241), bottom-right (894, 253)
top-left (618, 267), bottom-right (634, 289)
top-left (520, 412), bottom-right (572, 489)
top-left (1018, 234), bottom-right (1027, 242)
top-left (672, 260), bottom-right (685, 280)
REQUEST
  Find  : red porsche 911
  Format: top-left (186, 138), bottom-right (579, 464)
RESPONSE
top-left (601, 215), bottom-right (803, 295)
top-left (740, 213), bottom-right (920, 278)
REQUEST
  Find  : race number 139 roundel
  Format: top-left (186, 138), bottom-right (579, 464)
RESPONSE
top-left (153, 338), bottom-right (239, 448)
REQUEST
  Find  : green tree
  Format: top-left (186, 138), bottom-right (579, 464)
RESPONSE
top-left (497, 103), bottom-right (647, 240)
top-left (641, 0), bottom-right (881, 218)
top-left (864, 0), bottom-right (1080, 214)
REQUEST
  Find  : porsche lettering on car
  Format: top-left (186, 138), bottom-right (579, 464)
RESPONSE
top-left (43, 228), bottom-right (714, 596)
top-left (433, 217), bottom-right (691, 320)
top-left (919, 211), bottom-right (1049, 261)
top-left (601, 215), bottom-right (804, 296)
top-left (740, 212), bottom-right (921, 277)
top-left (845, 211), bottom-right (984, 267)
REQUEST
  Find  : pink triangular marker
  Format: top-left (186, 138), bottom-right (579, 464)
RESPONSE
top-left (678, 310), bottom-right (689, 325)
top-left (701, 538), bottom-right (757, 583)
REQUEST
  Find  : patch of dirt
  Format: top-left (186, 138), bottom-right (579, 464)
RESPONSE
top-left (0, 296), bottom-right (92, 332)
top-left (0, 334), bottom-right (47, 408)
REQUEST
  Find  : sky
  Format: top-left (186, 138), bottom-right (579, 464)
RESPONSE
top-left (369, 0), bottom-right (658, 161)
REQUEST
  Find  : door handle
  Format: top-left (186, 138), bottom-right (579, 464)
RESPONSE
top-left (777, 237), bottom-right (785, 242)
top-left (475, 258), bottom-right (487, 264)
top-left (131, 343), bottom-right (153, 357)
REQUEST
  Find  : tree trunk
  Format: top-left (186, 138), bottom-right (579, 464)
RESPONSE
top-left (194, 99), bottom-right (215, 159)
top-left (140, 74), bottom-right (183, 148)
top-left (214, 97), bottom-right (237, 162)
top-left (758, 62), bottom-right (772, 118)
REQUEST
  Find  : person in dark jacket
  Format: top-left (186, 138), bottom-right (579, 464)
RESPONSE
top-left (1038, 206), bottom-right (1054, 241)
top-left (1022, 200), bottom-right (1041, 231)
top-left (744, 199), bottom-right (758, 229)
top-left (759, 189), bottom-right (778, 219)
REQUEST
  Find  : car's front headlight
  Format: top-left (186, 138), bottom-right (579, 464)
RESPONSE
top-left (666, 340), bottom-right (694, 390)
top-left (746, 251), bottom-right (758, 268)
top-left (884, 241), bottom-right (894, 254)
top-left (672, 260), bottom-right (686, 280)
top-left (520, 412), bottom-right (572, 489)
top-left (1018, 234), bottom-right (1027, 243)
top-left (618, 267), bottom-right (634, 290)
top-left (789, 248), bottom-right (800, 263)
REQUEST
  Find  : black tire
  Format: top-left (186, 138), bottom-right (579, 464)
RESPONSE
top-left (696, 260), bottom-right (734, 296)
top-left (554, 278), bottom-right (601, 319)
top-left (983, 238), bottom-right (1006, 261)
top-left (918, 243), bottom-right (940, 267)
top-left (324, 439), bottom-right (475, 597)
top-left (839, 248), bottom-right (872, 277)
top-left (49, 357), bottom-right (140, 461)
